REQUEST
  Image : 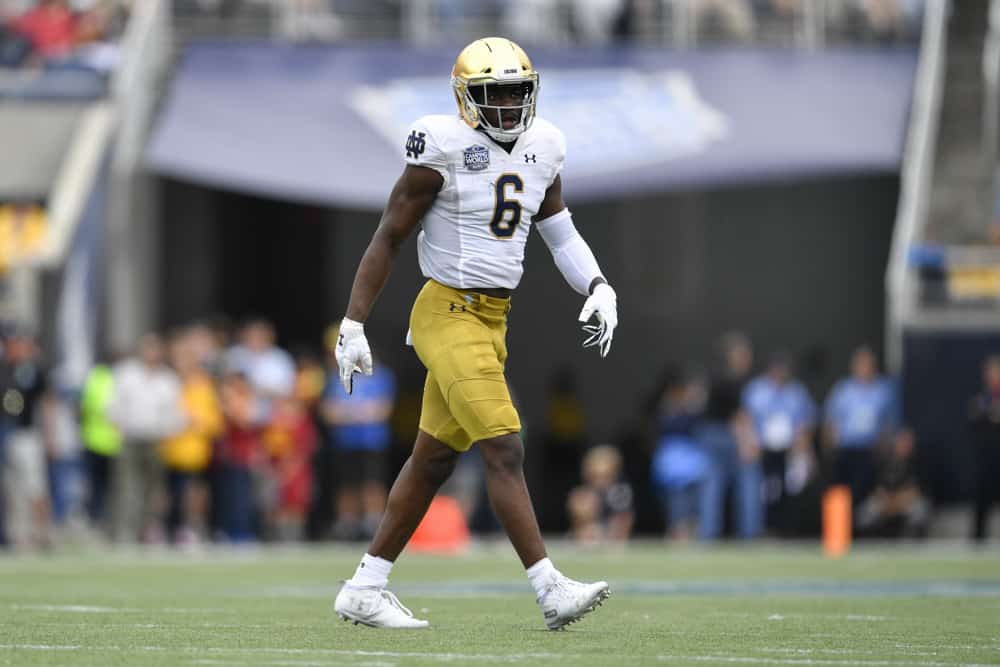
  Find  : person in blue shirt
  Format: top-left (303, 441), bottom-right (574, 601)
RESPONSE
top-left (696, 332), bottom-right (763, 541)
top-left (742, 353), bottom-right (817, 533)
top-left (650, 365), bottom-right (709, 541)
top-left (321, 324), bottom-right (397, 541)
top-left (823, 346), bottom-right (898, 509)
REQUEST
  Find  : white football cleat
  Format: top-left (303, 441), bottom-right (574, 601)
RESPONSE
top-left (334, 584), bottom-right (429, 629)
top-left (537, 575), bottom-right (611, 630)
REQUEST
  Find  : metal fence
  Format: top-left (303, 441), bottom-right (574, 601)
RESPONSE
top-left (171, 0), bottom-right (923, 48)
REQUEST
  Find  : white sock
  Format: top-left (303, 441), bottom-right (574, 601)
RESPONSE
top-left (347, 553), bottom-right (393, 589)
top-left (526, 557), bottom-right (560, 597)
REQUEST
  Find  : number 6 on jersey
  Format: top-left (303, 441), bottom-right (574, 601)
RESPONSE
top-left (491, 173), bottom-right (524, 238)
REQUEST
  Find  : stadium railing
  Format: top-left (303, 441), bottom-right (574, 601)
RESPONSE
top-left (103, 0), bottom-right (172, 357)
top-left (885, 0), bottom-right (948, 374)
top-left (169, 0), bottom-right (922, 49)
top-left (0, 0), bottom-right (171, 385)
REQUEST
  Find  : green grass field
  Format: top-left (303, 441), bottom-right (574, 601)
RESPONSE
top-left (1, 543), bottom-right (998, 666)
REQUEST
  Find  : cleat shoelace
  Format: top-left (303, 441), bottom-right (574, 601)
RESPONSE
top-left (380, 590), bottom-right (415, 618)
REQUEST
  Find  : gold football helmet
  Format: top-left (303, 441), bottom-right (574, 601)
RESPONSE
top-left (451, 37), bottom-right (539, 142)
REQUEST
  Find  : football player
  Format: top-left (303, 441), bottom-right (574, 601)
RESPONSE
top-left (333, 37), bottom-right (618, 630)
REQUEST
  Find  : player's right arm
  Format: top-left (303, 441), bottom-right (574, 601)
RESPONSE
top-left (335, 164), bottom-right (442, 393)
top-left (344, 165), bottom-right (442, 323)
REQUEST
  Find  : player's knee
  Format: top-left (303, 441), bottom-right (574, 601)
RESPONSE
top-left (418, 448), bottom-right (459, 486)
top-left (480, 435), bottom-right (524, 475)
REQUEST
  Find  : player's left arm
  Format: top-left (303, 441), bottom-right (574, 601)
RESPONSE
top-left (535, 175), bottom-right (618, 357)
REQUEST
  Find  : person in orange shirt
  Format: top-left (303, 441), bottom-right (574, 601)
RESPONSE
top-left (160, 328), bottom-right (223, 546)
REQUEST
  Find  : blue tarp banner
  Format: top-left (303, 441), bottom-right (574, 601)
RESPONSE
top-left (146, 43), bottom-right (916, 209)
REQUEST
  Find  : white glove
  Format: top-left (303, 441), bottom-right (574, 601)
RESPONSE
top-left (578, 282), bottom-right (618, 358)
top-left (335, 317), bottom-right (373, 394)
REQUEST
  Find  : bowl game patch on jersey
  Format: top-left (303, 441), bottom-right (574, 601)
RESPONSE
top-left (463, 145), bottom-right (490, 171)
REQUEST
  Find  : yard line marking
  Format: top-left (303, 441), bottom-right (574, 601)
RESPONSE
top-left (10, 604), bottom-right (125, 613)
top-left (657, 656), bottom-right (1000, 667)
top-left (7, 604), bottom-right (227, 614)
top-left (0, 645), bottom-right (570, 662)
top-left (4, 645), bottom-right (998, 666)
top-left (757, 648), bottom-right (988, 658)
top-left (251, 580), bottom-right (1000, 599)
top-left (187, 661), bottom-right (397, 667)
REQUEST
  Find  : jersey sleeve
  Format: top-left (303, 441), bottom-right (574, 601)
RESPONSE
top-left (403, 118), bottom-right (450, 187)
top-left (550, 124), bottom-right (567, 184)
top-left (531, 118), bottom-right (566, 187)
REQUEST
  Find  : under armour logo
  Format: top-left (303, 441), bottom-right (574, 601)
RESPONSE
top-left (406, 131), bottom-right (426, 159)
top-left (338, 334), bottom-right (344, 347)
top-left (449, 303), bottom-right (466, 312)
top-left (524, 153), bottom-right (537, 164)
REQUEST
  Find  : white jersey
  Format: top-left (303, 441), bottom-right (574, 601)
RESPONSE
top-left (403, 114), bottom-right (566, 290)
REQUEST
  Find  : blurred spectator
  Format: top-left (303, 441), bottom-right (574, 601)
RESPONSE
top-left (305, 338), bottom-right (340, 540)
top-left (536, 367), bottom-right (589, 533)
top-left (277, 0), bottom-right (342, 42)
top-left (215, 370), bottom-right (261, 542)
top-left (190, 316), bottom-right (231, 379)
top-left (0, 329), bottom-right (52, 549)
top-left (79, 360), bottom-right (120, 531)
top-left (858, 0), bottom-right (912, 38)
top-left (0, 22), bottom-right (32, 67)
top-left (320, 322), bottom-right (395, 541)
top-left (108, 333), bottom-right (183, 543)
top-left (43, 373), bottom-right (82, 529)
top-left (293, 349), bottom-right (325, 413)
top-left (435, 0), bottom-right (497, 39)
top-left (567, 445), bottom-right (634, 545)
top-left (8, 0), bottom-right (79, 61)
top-left (289, 350), bottom-right (324, 538)
top-left (968, 355), bottom-right (1000, 542)
top-left (3, 0), bottom-right (125, 73)
top-left (69, 0), bottom-right (125, 74)
top-left (502, 0), bottom-right (561, 46)
top-left (226, 319), bottom-right (295, 400)
top-left (823, 346), bottom-right (897, 510)
top-left (838, 0), bottom-right (922, 42)
top-left (261, 394), bottom-right (316, 541)
top-left (160, 330), bottom-right (222, 546)
top-left (612, 0), bottom-right (658, 42)
top-left (696, 332), bottom-right (763, 540)
top-left (856, 428), bottom-right (929, 537)
top-left (0, 203), bottom-right (47, 274)
top-left (570, 0), bottom-right (625, 44)
top-left (743, 353), bottom-right (816, 534)
top-left (651, 366), bottom-right (708, 540)
top-left (0, 1), bottom-right (34, 21)
top-left (691, 0), bottom-right (754, 41)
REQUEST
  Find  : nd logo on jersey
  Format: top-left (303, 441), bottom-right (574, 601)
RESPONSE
top-left (406, 131), bottom-right (426, 159)
top-left (463, 145), bottom-right (490, 171)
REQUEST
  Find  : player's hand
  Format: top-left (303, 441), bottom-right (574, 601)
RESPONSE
top-left (578, 282), bottom-right (618, 358)
top-left (335, 317), bottom-right (373, 394)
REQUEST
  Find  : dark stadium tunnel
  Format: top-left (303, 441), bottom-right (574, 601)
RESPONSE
top-left (160, 179), bottom-right (333, 353)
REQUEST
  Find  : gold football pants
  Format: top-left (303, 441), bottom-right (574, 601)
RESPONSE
top-left (410, 279), bottom-right (521, 452)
